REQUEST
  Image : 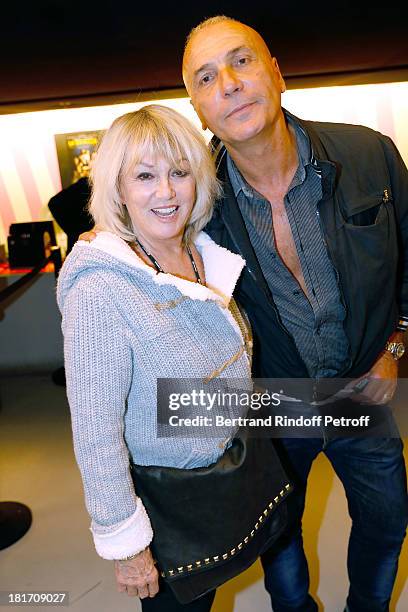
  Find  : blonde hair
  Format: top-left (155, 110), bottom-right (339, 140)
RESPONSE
top-left (89, 104), bottom-right (220, 244)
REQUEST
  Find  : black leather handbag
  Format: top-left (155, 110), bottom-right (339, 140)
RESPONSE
top-left (130, 433), bottom-right (292, 604)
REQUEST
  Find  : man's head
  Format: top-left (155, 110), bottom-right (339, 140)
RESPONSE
top-left (182, 16), bottom-right (286, 147)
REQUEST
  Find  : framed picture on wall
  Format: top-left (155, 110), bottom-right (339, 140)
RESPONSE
top-left (54, 130), bottom-right (103, 189)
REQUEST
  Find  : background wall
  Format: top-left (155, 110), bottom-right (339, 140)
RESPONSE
top-left (0, 81), bottom-right (407, 252)
top-left (2, 3), bottom-right (407, 108)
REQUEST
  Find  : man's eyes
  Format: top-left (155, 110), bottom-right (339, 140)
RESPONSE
top-left (235, 55), bottom-right (251, 66)
top-left (198, 73), bottom-right (214, 86)
top-left (197, 57), bottom-right (252, 86)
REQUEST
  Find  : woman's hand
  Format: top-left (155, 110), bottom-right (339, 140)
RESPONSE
top-left (114, 547), bottom-right (159, 599)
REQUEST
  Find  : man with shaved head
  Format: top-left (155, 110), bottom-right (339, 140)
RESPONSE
top-left (183, 15), bottom-right (408, 612)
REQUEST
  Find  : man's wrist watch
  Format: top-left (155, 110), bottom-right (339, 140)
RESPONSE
top-left (385, 341), bottom-right (406, 360)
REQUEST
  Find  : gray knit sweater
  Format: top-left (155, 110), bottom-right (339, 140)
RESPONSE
top-left (57, 231), bottom-right (251, 560)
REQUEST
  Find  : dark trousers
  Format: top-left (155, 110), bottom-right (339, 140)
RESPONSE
top-left (261, 436), bottom-right (408, 612)
top-left (141, 579), bottom-right (215, 612)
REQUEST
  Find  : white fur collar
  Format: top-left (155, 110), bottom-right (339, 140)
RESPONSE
top-left (77, 231), bottom-right (245, 306)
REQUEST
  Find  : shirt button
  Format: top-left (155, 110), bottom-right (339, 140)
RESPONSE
top-left (293, 290), bottom-right (300, 296)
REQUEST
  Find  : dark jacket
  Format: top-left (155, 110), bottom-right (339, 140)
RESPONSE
top-left (205, 112), bottom-right (408, 380)
top-left (48, 178), bottom-right (93, 254)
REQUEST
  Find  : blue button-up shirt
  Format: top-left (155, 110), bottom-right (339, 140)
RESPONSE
top-left (227, 115), bottom-right (350, 378)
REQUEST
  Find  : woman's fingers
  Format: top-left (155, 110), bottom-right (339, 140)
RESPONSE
top-left (125, 585), bottom-right (140, 597)
top-left (136, 567), bottom-right (159, 598)
top-left (136, 585), bottom-right (149, 599)
top-left (117, 573), bottom-right (158, 599)
top-left (147, 575), bottom-right (160, 598)
top-left (114, 547), bottom-right (159, 599)
top-left (145, 567), bottom-right (160, 598)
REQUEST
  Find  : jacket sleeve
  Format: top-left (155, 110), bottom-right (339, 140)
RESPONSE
top-left (61, 278), bottom-right (153, 559)
top-left (380, 135), bottom-right (408, 320)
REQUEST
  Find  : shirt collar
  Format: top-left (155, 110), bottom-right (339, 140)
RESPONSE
top-left (227, 109), bottom-right (321, 200)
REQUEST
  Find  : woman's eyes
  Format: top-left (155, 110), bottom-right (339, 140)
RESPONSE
top-left (135, 170), bottom-right (189, 181)
top-left (171, 169), bottom-right (189, 178)
top-left (136, 172), bottom-right (154, 180)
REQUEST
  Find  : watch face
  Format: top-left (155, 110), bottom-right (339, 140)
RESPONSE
top-left (396, 344), bottom-right (405, 358)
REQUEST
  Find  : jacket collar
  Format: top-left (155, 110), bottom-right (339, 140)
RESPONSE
top-left (210, 108), bottom-right (337, 202)
top-left (78, 231), bottom-right (245, 307)
top-left (284, 110), bottom-right (337, 200)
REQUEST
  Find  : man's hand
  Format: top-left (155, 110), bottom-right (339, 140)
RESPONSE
top-left (114, 547), bottom-right (159, 599)
top-left (78, 228), bottom-right (100, 242)
top-left (352, 351), bottom-right (398, 405)
top-left (350, 332), bottom-right (404, 405)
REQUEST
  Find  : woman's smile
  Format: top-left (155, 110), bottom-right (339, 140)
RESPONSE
top-left (151, 205), bottom-right (180, 219)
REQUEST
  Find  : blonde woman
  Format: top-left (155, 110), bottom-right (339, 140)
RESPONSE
top-left (57, 105), bottom-right (267, 611)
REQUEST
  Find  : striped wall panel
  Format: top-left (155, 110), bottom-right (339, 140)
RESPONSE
top-left (0, 83), bottom-right (407, 251)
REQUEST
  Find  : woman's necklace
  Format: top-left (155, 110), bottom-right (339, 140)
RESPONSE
top-left (133, 238), bottom-right (203, 285)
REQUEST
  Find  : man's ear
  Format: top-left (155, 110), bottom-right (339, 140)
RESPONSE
top-left (189, 99), bottom-right (208, 131)
top-left (272, 57), bottom-right (286, 93)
